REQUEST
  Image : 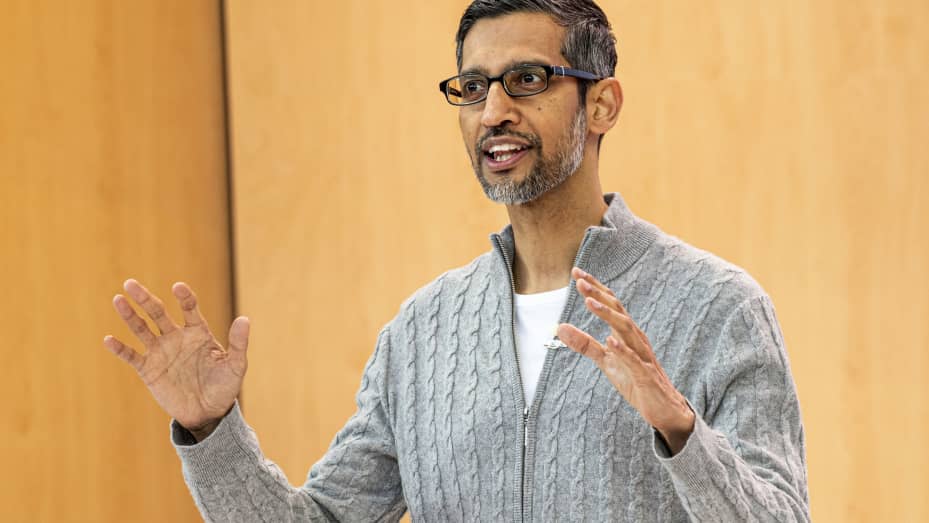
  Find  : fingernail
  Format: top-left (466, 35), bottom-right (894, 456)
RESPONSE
top-left (575, 267), bottom-right (588, 278)
top-left (577, 279), bottom-right (590, 291)
top-left (589, 298), bottom-right (603, 310)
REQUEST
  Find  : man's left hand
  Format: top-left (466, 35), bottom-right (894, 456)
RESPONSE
top-left (557, 267), bottom-right (695, 455)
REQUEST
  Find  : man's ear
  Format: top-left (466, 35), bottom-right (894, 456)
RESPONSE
top-left (586, 78), bottom-right (623, 136)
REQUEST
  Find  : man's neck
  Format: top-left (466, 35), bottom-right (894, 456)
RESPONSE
top-left (505, 163), bottom-right (607, 294)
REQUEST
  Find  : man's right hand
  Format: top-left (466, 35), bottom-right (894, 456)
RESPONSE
top-left (104, 279), bottom-right (249, 442)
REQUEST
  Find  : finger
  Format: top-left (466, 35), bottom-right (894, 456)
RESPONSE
top-left (572, 267), bottom-right (629, 315)
top-left (613, 294), bottom-right (630, 316)
top-left (632, 324), bottom-right (652, 355)
top-left (112, 294), bottom-right (157, 346)
top-left (605, 335), bottom-right (642, 368)
top-left (103, 335), bottom-right (145, 372)
top-left (556, 323), bottom-right (605, 364)
top-left (172, 282), bottom-right (207, 328)
top-left (618, 317), bottom-right (656, 362)
top-left (575, 278), bottom-right (622, 313)
top-left (123, 279), bottom-right (178, 334)
top-left (227, 316), bottom-right (250, 359)
top-left (584, 296), bottom-right (644, 355)
top-left (572, 267), bottom-right (616, 297)
top-left (594, 301), bottom-right (655, 363)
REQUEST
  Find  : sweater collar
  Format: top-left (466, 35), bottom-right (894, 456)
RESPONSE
top-left (489, 192), bottom-right (659, 284)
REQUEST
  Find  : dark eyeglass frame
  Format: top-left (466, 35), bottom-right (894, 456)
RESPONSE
top-left (438, 64), bottom-right (602, 106)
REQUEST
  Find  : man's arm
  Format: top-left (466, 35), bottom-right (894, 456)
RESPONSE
top-left (105, 280), bottom-right (405, 522)
top-left (172, 327), bottom-right (405, 522)
top-left (651, 296), bottom-right (808, 521)
top-left (558, 268), bottom-right (809, 522)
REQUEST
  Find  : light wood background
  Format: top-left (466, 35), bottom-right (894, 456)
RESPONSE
top-left (0, 1), bottom-right (230, 521)
top-left (3, 1), bottom-right (927, 521)
top-left (225, 1), bottom-right (928, 522)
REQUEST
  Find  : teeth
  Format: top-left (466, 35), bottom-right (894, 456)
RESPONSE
top-left (486, 143), bottom-right (528, 162)
top-left (488, 143), bottom-right (526, 154)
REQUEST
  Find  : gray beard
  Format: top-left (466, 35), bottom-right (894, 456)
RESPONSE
top-left (473, 109), bottom-right (587, 205)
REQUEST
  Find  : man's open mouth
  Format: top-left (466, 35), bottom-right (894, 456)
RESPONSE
top-left (481, 139), bottom-right (533, 172)
top-left (485, 143), bottom-right (529, 162)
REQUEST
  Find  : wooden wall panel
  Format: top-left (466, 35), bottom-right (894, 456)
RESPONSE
top-left (0, 1), bottom-right (230, 521)
top-left (224, 0), bottom-right (495, 488)
top-left (226, 1), bottom-right (929, 521)
top-left (609, 3), bottom-right (929, 520)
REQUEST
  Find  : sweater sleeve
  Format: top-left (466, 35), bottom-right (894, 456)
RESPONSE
top-left (654, 296), bottom-right (810, 522)
top-left (171, 327), bottom-right (406, 522)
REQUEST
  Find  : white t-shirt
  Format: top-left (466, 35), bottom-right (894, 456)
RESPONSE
top-left (514, 286), bottom-right (569, 404)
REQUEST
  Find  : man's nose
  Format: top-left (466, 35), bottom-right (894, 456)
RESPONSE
top-left (480, 82), bottom-right (520, 129)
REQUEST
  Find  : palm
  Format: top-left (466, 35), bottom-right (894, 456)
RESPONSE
top-left (142, 326), bottom-right (245, 429)
top-left (104, 279), bottom-right (250, 433)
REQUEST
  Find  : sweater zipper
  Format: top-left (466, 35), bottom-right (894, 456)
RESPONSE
top-left (493, 236), bottom-right (527, 522)
top-left (494, 229), bottom-right (593, 522)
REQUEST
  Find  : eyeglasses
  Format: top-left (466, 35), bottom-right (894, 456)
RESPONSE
top-left (438, 64), bottom-right (601, 106)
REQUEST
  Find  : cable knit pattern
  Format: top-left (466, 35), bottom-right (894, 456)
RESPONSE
top-left (424, 278), bottom-right (447, 520)
top-left (487, 293), bottom-right (508, 522)
top-left (539, 350), bottom-right (582, 522)
top-left (442, 264), bottom-right (477, 521)
top-left (568, 362), bottom-right (601, 519)
top-left (597, 390), bottom-right (622, 521)
top-left (463, 271), bottom-right (491, 521)
top-left (400, 301), bottom-right (424, 515)
top-left (171, 193), bottom-right (809, 522)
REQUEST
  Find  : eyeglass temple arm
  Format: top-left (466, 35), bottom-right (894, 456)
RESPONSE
top-left (552, 65), bottom-right (601, 81)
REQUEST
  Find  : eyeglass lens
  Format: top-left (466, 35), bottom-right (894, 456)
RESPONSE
top-left (445, 65), bottom-right (549, 105)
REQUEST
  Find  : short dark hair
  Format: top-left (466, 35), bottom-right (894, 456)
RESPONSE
top-left (455, 0), bottom-right (617, 102)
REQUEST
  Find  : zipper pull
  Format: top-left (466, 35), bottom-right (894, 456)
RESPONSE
top-left (543, 325), bottom-right (567, 350)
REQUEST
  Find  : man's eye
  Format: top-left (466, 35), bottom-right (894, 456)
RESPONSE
top-left (520, 73), bottom-right (542, 84)
top-left (463, 80), bottom-right (485, 94)
top-left (461, 80), bottom-right (485, 99)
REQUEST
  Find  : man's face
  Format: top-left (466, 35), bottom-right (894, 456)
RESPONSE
top-left (458, 13), bottom-right (589, 205)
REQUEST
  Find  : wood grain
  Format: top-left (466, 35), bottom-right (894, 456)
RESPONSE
top-left (0, 1), bottom-right (230, 521)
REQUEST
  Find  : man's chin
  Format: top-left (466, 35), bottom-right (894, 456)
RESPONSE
top-left (480, 180), bottom-right (544, 206)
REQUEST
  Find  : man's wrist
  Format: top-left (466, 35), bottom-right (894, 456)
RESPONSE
top-left (185, 418), bottom-right (222, 443)
top-left (656, 402), bottom-right (696, 456)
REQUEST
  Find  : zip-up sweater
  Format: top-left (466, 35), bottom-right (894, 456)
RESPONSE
top-left (172, 193), bottom-right (810, 522)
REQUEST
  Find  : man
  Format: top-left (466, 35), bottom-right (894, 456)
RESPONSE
top-left (105, 1), bottom-right (809, 520)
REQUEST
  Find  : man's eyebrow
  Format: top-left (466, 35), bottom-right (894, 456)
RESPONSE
top-left (459, 65), bottom-right (488, 76)
top-left (459, 58), bottom-right (553, 76)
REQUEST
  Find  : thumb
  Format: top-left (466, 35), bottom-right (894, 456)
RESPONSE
top-left (227, 316), bottom-right (250, 356)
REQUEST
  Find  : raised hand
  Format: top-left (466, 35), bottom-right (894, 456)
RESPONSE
top-left (104, 279), bottom-right (249, 441)
top-left (557, 267), bottom-right (695, 454)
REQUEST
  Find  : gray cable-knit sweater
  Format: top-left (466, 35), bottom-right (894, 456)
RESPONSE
top-left (172, 193), bottom-right (809, 522)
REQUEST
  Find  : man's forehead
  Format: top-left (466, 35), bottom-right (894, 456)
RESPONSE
top-left (459, 12), bottom-right (567, 73)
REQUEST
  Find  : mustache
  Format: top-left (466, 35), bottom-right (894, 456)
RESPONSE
top-left (476, 127), bottom-right (542, 152)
